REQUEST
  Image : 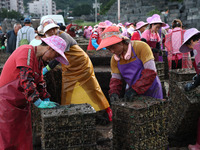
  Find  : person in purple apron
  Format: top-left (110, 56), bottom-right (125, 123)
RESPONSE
top-left (142, 14), bottom-right (166, 61)
top-left (97, 26), bottom-right (163, 102)
top-left (0, 35), bottom-right (68, 150)
top-left (179, 28), bottom-right (200, 150)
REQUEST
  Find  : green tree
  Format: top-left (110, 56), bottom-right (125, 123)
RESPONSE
top-left (72, 4), bottom-right (92, 16)
top-left (0, 8), bottom-right (23, 20)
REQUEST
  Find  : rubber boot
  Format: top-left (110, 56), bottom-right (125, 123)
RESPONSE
top-left (188, 118), bottom-right (200, 150)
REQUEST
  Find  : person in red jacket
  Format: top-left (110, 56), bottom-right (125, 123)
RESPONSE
top-left (87, 22), bottom-right (107, 50)
top-left (0, 35), bottom-right (68, 150)
top-left (131, 21), bottom-right (148, 41)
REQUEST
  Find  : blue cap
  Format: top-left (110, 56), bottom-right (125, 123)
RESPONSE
top-left (24, 18), bottom-right (31, 23)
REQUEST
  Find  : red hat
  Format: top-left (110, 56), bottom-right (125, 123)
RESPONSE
top-left (97, 26), bottom-right (128, 50)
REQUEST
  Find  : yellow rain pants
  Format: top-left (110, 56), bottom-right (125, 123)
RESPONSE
top-left (61, 45), bottom-right (110, 111)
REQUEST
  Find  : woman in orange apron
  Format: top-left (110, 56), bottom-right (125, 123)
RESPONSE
top-left (0, 35), bottom-right (68, 150)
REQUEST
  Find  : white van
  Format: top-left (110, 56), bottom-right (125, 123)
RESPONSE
top-left (40, 15), bottom-right (65, 26)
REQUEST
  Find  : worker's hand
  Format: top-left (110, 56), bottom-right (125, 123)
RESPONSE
top-left (102, 48), bottom-right (106, 50)
top-left (109, 93), bottom-right (119, 104)
top-left (34, 98), bottom-right (59, 109)
top-left (124, 88), bottom-right (137, 101)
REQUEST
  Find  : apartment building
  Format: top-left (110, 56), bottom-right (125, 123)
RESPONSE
top-left (28, 0), bottom-right (56, 17)
top-left (0, 0), bottom-right (24, 13)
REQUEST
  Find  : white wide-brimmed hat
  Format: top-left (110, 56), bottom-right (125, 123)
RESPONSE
top-left (42, 18), bottom-right (59, 33)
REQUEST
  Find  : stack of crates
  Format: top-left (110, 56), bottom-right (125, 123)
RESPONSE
top-left (162, 50), bottom-right (169, 79)
top-left (155, 62), bottom-right (165, 81)
top-left (168, 69), bottom-right (200, 144)
top-left (112, 96), bottom-right (169, 150)
top-left (169, 69), bottom-right (196, 84)
top-left (155, 62), bottom-right (167, 98)
top-left (32, 104), bottom-right (97, 150)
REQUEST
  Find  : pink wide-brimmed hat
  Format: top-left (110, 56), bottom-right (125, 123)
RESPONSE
top-left (135, 21), bottom-right (148, 30)
top-left (124, 22), bottom-right (133, 27)
top-left (179, 28), bottom-right (200, 53)
top-left (105, 20), bottom-right (113, 26)
top-left (88, 26), bottom-right (93, 30)
top-left (98, 22), bottom-right (107, 28)
top-left (41, 35), bottom-right (69, 65)
top-left (147, 14), bottom-right (166, 27)
top-left (117, 23), bottom-right (123, 28)
top-left (42, 18), bottom-right (59, 33)
top-left (162, 24), bottom-right (170, 30)
top-left (96, 26), bottom-right (128, 50)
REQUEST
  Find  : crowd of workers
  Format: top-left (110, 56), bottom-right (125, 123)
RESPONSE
top-left (0, 13), bottom-right (200, 150)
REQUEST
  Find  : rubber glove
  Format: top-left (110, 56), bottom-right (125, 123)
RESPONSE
top-left (34, 98), bottom-right (58, 108)
top-left (185, 73), bottom-right (200, 91)
top-left (106, 107), bottom-right (113, 122)
top-left (1, 46), bottom-right (5, 50)
top-left (124, 88), bottom-right (138, 101)
top-left (43, 65), bottom-right (51, 75)
top-left (102, 48), bottom-right (106, 50)
top-left (43, 98), bottom-right (50, 101)
top-left (109, 93), bottom-right (119, 103)
top-left (185, 82), bottom-right (195, 91)
top-left (91, 39), bottom-right (99, 49)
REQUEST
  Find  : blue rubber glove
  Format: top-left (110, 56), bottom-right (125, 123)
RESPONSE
top-left (102, 48), bottom-right (106, 50)
top-left (43, 98), bottom-right (50, 101)
top-left (91, 39), bottom-right (99, 49)
top-left (43, 65), bottom-right (51, 75)
top-left (34, 98), bottom-right (58, 108)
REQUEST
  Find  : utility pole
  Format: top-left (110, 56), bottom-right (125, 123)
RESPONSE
top-left (118, 0), bottom-right (120, 23)
top-left (95, 0), bottom-right (97, 23)
top-left (93, 0), bottom-right (100, 23)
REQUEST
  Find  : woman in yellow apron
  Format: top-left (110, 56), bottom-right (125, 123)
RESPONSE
top-left (40, 18), bottom-right (112, 120)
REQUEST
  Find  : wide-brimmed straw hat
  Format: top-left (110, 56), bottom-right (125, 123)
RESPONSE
top-left (41, 35), bottom-right (69, 65)
top-left (179, 28), bottom-right (200, 53)
top-left (135, 21), bottom-right (148, 30)
top-left (147, 14), bottom-right (166, 27)
top-left (42, 18), bottom-right (59, 33)
top-left (96, 26), bottom-right (128, 50)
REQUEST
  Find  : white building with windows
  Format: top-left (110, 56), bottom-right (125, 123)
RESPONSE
top-left (28, 0), bottom-right (56, 17)
top-left (0, 0), bottom-right (24, 13)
